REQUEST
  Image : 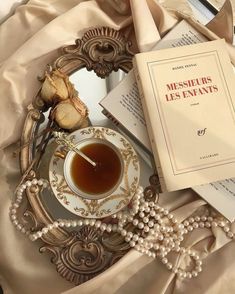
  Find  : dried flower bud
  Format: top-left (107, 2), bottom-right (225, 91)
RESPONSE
top-left (52, 97), bottom-right (89, 130)
top-left (40, 70), bottom-right (77, 105)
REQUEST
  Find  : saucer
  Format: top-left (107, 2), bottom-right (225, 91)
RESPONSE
top-left (49, 127), bottom-right (140, 218)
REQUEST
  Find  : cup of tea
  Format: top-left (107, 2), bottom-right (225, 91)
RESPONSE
top-left (64, 138), bottom-right (124, 200)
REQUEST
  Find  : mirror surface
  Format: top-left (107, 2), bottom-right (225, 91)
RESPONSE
top-left (39, 68), bottom-right (154, 221)
top-left (69, 68), bottom-right (126, 126)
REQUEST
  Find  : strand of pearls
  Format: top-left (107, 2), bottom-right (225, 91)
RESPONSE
top-left (9, 178), bottom-right (235, 279)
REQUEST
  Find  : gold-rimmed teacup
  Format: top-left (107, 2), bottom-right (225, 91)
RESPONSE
top-left (64, 138), bottom-right (124, 200)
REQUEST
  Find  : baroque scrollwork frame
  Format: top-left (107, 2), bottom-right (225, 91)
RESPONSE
top-left (20, 27), bottom-right (159, 285)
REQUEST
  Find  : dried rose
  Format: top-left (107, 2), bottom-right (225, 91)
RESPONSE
top-left (52, 97), bottom-right (89, 130)
top-left (40, 70), bottom-right (77, 105)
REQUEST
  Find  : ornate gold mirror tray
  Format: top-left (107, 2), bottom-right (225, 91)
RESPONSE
top-left (12, 27), bottom-right (159, 285)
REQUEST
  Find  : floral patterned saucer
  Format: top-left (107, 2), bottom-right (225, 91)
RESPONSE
top-left (49, 127), bottom-right (140, 218)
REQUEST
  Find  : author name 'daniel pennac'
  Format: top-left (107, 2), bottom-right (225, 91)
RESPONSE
top-left (165, 76), bottom-right (218, 101)
top-left (172, 63), bottom-right (197, 70)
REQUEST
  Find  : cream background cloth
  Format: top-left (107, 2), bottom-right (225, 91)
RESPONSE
top-left (1, 0), bottom-right (235, 293)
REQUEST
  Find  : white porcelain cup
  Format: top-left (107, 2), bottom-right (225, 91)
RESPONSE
top-left (64, 138), bottom-right (124, 200)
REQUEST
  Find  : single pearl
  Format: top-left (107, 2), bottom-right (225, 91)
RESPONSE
top-left (133, 234), bottom-right (139, 242)
top-left (163, 209), bottom-right (169, 216)
top-left (127, 232), bottom-right (133, 238)
top-left (36, 231), bottom-right (43, 238)
top-left (67, 221), bottom-right (75, 227)
top-left (145, 207), bottom-right (150, 213)
top-left (133, 219), bottom-right (139, 226)
top-left (138, 222), bottom-right (144, 229)
top-left (195, 216), bottom-right (200, 222)
top-left (188, 225), bottom-right (193, 232)
top-left (26, 181), bottom-right (32, 187)
top-left (121, 230), bottom-right (127, 237)
top-left (95, 220), bottom-right (101, 228)
top-left (207, 216), bottom-right (213, 222)
top-left (162, 257), bottom-right (168, 264)
top-left (65, 222), bottom-right (71, 228)
top-left (211, 221), bottom-right (218, 228)
top-left (150, 210), bottom-right (156, 217)
top-left (189, 217), bottom-right (194, 223)
top-left (158, 219), bottom-right (163, 225)
top-left (158, 234), bottom-right (164, 241)
top-left (205, 222), bottom-right (211, 228)
top-left (139, 212), bottom-right (145, 218)
top-left (172, 218), bottom-right (178, 224)
top-left (166, 263), bottom-right (173, 270)
top-left (196, 260), bottom-right (202, 266)
top-left (218, 221), bottom-right (225, 227)
top-left (223, 226), bottom-right (229, 233)
top-left (129, 241), bottom-right (135, 247)
top-left (12, 220), bottom-right (19, 226)
top-left (17, 224), bottom-right (23, 231)
top-left (143, 217), bottom-right (149, 223)
top-left (187, 273), bottom-right (192, 279)
top-left (42, 227), bottom-right (49, 234)
top-left (125, 237), bottom-right (131, 242)
top-left (227, 231), bottom-right (234, 238)
top-left (193, 222), bottom-right (199, 229)
top-left (148, 221), bottom-right (154, 228)
top-left (38, 180), bottom-right (43, 186)
top-left (11, 215), bottom-right (17, 220)
top-left (196, 266), bottom-right (202, 273)
top-left (148, 201), bottom-right (154, 207)
top-left (100, 224), bottom-right (107, 231)
top-left (47, 224), bottom-right (54, 230)
top-left (184, 220), bottom-right (189, 227)
top-left (29, 234), bottom-right (37, 241)
top-left (32, 179), bottom-right (38, 185)
top-left (199, 222), bottom-right (205, 228)
top-left (144, 226), bottom-right (149, 233)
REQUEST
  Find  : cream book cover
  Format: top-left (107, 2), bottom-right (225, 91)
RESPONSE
top-left (133, 39), bottom-right (235, 192)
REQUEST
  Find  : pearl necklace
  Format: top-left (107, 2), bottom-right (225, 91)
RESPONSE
top-left (9, 178), bottom-right (235, 279)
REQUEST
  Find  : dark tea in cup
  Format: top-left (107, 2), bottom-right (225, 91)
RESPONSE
top-left (64, 139), bottom-right (123, 199)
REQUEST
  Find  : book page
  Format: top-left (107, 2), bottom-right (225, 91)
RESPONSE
top-left (193, 179), bottom-right (235, 221)
top-left (153, 19), bottom-right (208, 49)
top-left (100, 71), bottom-right (151, 151)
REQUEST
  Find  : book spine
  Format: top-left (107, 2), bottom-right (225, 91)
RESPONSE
top-left (132, 58), bottom-right (166, 192)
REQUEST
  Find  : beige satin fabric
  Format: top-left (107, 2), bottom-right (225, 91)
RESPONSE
top-left (1, 0), bottom-right (235, 294)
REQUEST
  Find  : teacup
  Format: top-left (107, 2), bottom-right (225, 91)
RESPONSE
top-left (64, 138), bottom-right (124, 200)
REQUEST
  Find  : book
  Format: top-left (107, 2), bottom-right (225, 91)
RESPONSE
top-left (100, 70), bottom-right (152, 152)
top-left (100, 20), bottom-right (208, 152)
top-left (133, 39), bottom-right (235, 192)
top-left (193, 179), bottom-right (235, 222)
